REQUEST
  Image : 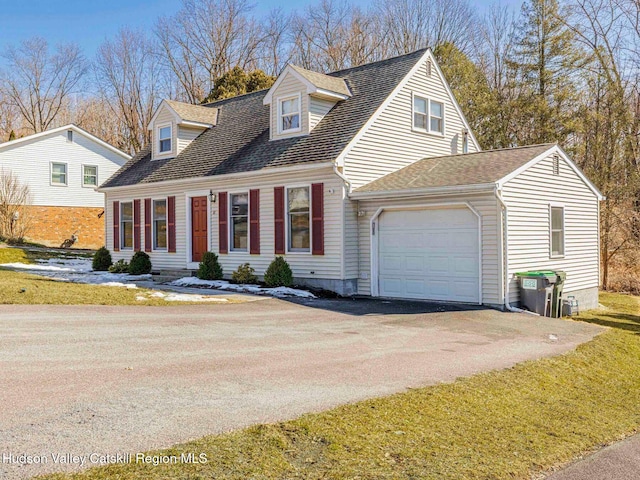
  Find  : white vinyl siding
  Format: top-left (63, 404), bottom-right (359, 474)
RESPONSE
top-left (309, 97), bottom-right (336, 131)
top-left (105, 166), bottom-right (345, 279)
top-left (0, 130), bottom-right (126, 207)
top-left (269, 72), bottom-right (309, 140)
top-left (355, 194), bottom-right (501, 306)
top-left (344, 55), bottom-right (479, 189)
top-left (501, 153), bottom-right (600, 304)
top-left (177, 126), bottom-right (204, 155)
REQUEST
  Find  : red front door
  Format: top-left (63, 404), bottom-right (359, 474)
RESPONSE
top-left (191, 196), bottom-right (208, 262)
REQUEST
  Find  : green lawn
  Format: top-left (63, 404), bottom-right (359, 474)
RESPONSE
top-left (0, 246), bottom-right (231, 306)
top-left (36, 292), bottom-right (640, 479)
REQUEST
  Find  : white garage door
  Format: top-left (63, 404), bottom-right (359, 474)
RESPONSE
top-left (378, 208), bottom-right (479, 303)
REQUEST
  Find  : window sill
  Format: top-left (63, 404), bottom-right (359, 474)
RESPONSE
top-left (411, 127), bottom-right (445, 137)
top-left (50, 182), bottom-right (68, 187)
top-left (550, 254), bottom-right (565, 259)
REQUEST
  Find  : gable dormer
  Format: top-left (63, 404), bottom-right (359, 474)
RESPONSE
top-left (149, 100), bottom-right (219, 160)
top-left (263, 65), bottom-right (351, 140)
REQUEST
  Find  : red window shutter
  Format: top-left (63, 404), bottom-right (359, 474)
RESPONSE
top-left (144, 198), bottom-right (152, 252)
top-left (133, 199), bottom-right (141, 251)
top-left (219, 192), bottom-right (228, 254)
top-left (167, 196), bottom-right (176, 253)
top-left (274, 186), bottom-right (285, 254)
top-left (113, 201), bottom-right (120, 251)
top-left (249, 189), bottom-right (260, 254)
top-left (311, 183), bottom-right (324, 255)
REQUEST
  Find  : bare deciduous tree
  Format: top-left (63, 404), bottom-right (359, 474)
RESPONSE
top-left (95, 28), bottom-right (163, 154)
top-left (156, 0), bottom-right (262, 103)
top-left (0, 169), bottom-right (32, 242)
top-left (0, 37), bottom-right (88, 134)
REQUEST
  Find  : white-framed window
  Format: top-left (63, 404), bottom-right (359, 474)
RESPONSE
top-left (278, 95), bottom-right (301, 134)
top-left (413, 95), bottom-right (428, 131)
top-left (120, 201), bottom-right (134, 250)
top-left (158, 125), bottom-right (172, 153)
top-left (287, 186), bottom-right (310, 252)
top-left (83, 165), bottom-right (98, 187)
top-left (550, 206), bottom-right (565, 257)
top-left (153, 199), bottom-right (167, 250)
top-left (430, 100), bottom-right (444, 134)
top-left (51, 162), bottom-right (67, 186)
top-left (412, 94), bottom-right (445, 135)
top-left (230, 193), bottom-right (249, 251)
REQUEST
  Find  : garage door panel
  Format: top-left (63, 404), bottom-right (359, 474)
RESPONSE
top-left (378, 208), bottom-right (479, 303)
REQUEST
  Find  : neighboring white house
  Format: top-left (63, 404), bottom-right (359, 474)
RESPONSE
top-left (99, 48), bottom-right (603, 311)
top-left (0, 125), bottom-right (130, 249)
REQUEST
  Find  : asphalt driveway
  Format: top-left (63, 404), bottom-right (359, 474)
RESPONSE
top-left (0, 298), bottom-right (602, 479)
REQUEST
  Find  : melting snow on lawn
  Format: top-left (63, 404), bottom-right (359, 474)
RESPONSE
top-left (171, 276), bottom-right (316, 298)
top-left (0, 258), bottom-right (149, 287)
top-left (136, 291), bottom-right (228, 302)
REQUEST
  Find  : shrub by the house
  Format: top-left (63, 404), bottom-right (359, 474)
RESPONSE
top-left (92, 246), bottom-right (112, 271)
top-left (264, 256), bottom-right (293, 287)
top-left (129, 251), bottom-right (152, 275)
top-left (231, 263), bottom-right (258, 284)
top-left (108, 259), bottom-right (129, 273)
top-left (197, 252), bottom-right (223, 280)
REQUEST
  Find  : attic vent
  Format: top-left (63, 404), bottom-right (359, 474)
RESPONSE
top-left (552, 155), bottom-right (560, 175)
top-left (426, 60), bottom-right (432, 77)
top-left (67, 130), bottom-right (73, 142)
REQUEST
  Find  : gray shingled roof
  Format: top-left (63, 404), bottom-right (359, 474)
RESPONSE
top-left (165, 100), bottom-right (219, 126)
top-left (289, 65), bottom-right (351, 97)
top-left (101, 49), bottom-right (427, 188)
top-left (354, 144), bottom-right (555, 193)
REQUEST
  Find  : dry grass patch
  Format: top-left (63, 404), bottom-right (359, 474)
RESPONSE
top-left (37, 292), bottom-right (640, 479)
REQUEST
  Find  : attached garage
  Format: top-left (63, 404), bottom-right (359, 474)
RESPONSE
top-left (377, 207), bottom-right (480, 303)
top-left (352, 144), bottom-right (603, 311)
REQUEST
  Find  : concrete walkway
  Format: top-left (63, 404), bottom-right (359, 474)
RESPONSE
top-left (0, 299), bottom-right (602, 479)
top-left (547, 434), bottom-right (640, 480)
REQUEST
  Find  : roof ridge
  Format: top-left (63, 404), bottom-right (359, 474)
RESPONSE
top-left (199, 88), bottom-right (268, 108)
top-left (421, 142), bottom-right (557, 161)
top-left (327, 48), bottom-right (429, 77)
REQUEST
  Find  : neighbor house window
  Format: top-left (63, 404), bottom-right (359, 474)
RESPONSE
top-left (51, 162), bottom-right (67, 185)
top-left (551, 206), bottom-right (565, 257)
top-left (413, 95), bottom-right (428, 131)
top-left (287, 186), bottom-right (310, 252)
top-left (159, 125), bottom-right (172, 153)
top-left (153, 199), bottom-right (167, 249)
top-left (83, 165), bottom-right (98, 186)
top-left (121, 202), bottom-right (133, 249)
top-left (230, 193), bottom-right (248, 250)
top-left (430, 100), bottom-right (444, 134)
top-left (279, 96), bottom-right (300, 133)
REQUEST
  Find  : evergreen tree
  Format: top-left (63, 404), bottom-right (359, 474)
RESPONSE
top-left (508, 0), bottom-right (583, 145)
top-left (202, 67), bottom-right (275, 103)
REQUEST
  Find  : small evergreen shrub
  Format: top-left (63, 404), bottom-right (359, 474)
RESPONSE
top-left (92, 247), bottom-right (112, 271)
top-left (108, 259), bottom-right (129, 273)
top-left (264, 256), bottom-right (293, 287)
top-left (231, 263), bottom-right (258, 284)
top-left (129, 251), bottom-right (152, 275)
top-left (197, 251), bottom-right (223, 280)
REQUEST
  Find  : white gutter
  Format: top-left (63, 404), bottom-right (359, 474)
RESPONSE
top-left (98, 161), bottom-right (334, 193)
top-left (495, 187), bottom-right (537, 315)
top-left (349, 183), bottom-right (496, 200)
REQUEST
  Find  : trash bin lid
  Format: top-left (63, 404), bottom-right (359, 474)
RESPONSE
top-left (515, 270), bottom-right (557, 279)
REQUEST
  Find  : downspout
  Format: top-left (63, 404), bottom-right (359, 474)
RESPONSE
top-left (495, 187), bottom-right (537, 315)
top-left (334, 163), bottom-right (357, 288)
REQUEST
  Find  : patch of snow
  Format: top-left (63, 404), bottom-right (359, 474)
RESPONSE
top-left (163, 293), bottom-right (228, 302)
top-left (102, 282), bottom-right (138, 289)
top-left (171, 277), bottom-right (315, 298)
top-left (0, 262), bottom-right (78, 272)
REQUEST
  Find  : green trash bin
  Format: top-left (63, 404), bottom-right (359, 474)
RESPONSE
top-left (551, 271), bottom-right (566, 318)
top-left (515, 271), bottom-right (558, 315)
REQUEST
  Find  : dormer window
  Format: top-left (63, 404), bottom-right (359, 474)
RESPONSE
top-left (159, 125), bottom-right (172, 153)
top-left (279, 95), bottom-right (301, 134)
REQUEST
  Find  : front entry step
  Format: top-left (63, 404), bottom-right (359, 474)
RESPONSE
top-left (153, 269), bottom-right (197, 283)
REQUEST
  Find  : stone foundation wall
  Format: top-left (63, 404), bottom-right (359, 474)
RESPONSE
top-left (23, 205), bottom-right (105, 250)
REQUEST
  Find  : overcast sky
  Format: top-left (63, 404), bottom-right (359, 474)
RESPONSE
top-left (0, 0), bottom-right (524, 64)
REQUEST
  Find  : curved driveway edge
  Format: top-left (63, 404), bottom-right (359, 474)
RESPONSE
top-left (0, 299), bottom-right (603, 479)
